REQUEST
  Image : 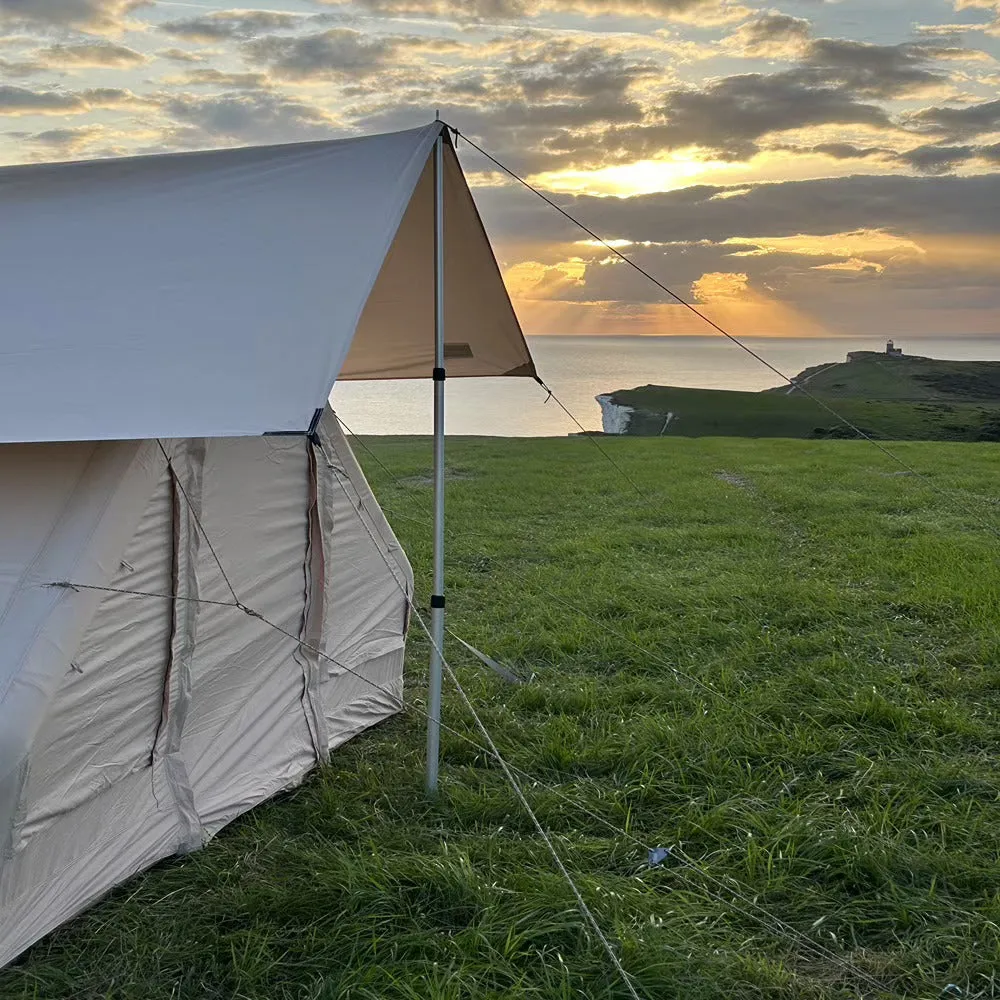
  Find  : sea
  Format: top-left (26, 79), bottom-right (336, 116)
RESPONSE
top-left (331, 335), bottom-right (1000, 437)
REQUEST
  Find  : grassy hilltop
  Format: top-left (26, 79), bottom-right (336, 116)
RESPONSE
top-left (3, 435), bottom-right (1000, 1000)
top-left (605, 352), bottom-right (1000, 440)
top-left (606, 383), bottom-right (1000, 441)
top-left (768, 352), bottom-right (1000, 402)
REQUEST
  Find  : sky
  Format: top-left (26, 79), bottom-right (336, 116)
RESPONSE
top-left (1, 0), bottom-right (999, 339)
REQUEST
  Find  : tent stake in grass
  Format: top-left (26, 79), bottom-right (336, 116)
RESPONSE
top-left (426, 127), bottom-right (446, 795)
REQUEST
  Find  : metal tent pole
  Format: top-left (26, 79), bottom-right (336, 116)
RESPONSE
top-left (426, 129), bottom-right (446, 794)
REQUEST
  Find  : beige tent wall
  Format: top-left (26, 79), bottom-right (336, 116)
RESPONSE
top-left (0, 439), bottom-right (167, 848)
top-left (0, 440), bottom-right (176, 966)
top-left (13, 467), bottom-right (176, 852)
top-left (179, 435), bottom-right (320, 839)
top-left (0, 409), bottom-right (412, 968)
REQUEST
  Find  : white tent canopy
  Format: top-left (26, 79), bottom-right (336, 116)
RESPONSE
top-left (0, 122), bottom-right (534, 444)
top-left (0, 123), bottom-right (537, 967)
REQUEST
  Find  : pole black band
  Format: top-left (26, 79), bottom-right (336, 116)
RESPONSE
top-left (306, 407), bottom-right (324, 444)
top-left (433, 367), bottom-right (446, 382)
top-left (431, 594), bottom-right (445, 609)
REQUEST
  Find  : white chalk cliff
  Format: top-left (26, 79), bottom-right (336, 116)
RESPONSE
top-left (596, 395), bottom-right (633, 434)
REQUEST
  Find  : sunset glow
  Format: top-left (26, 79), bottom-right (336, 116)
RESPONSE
top-left (0, 0), bottom-right (997, 338)
top-left (532, 151), bottom-right (743, 197)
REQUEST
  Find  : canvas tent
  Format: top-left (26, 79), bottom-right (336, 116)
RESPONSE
top-left (0, 122), bottom-right (536, 967)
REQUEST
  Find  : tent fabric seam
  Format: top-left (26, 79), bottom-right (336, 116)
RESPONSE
top-left (292, 442), bottom-right (331, 760)
top-left (153, 441), bottom-right (204, 853)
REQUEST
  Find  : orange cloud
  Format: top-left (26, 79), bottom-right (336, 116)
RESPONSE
top-left (504, 258), bottom-right (587, 299)
top-left (692, 270), bottom-right (750, 302)
top-left (686, 270), bottom-right (834, 337)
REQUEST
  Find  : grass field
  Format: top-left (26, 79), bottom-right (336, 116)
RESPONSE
top-left (3, 435), bottom-right (1000, 1000)
top-left (605, 384), bottom-right (1000, 441)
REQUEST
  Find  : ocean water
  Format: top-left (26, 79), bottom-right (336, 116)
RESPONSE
top-left (331, 335), bottom-right (1000, 437)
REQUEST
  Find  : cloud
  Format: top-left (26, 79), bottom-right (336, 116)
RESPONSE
top-left (501, 39), bottom-right (661, 103)
top-left (723, 12), bottom-right (812, 59)
top-left (473, 172), bottom-right (1000, 250)
top-left (0, 84), bottom-right (144, 115)
top-left (492, 222), bottom-right (1000, 335)
top-left (909, 98), bottom-right (1000, 139)
top-left (639, 71), bottom-right (890, 160)
top-left (809, 142), bottom-right (887, 159)
top-left (812, 257), bottom-right (884, 274)
top-left (899, 141), bottom-right (1000, 172)
top-left (692, 270), bottom-right (750, 302)
top-left (349, 0), bottom-right (526, 14)
top-left (333, 17), bottom-right (998, 179)
top-left (160, 9), bottom-right (305, 42)
top-left (723, 230), bottom-right (922, 261)
top-left (5, 124), bottom-right (107, 159)
top-left (344, 0), bottom-right (749, 23)
top-left (0, 84), bottom-right (85, 114)
top-left (244, 28), bottom-right (395, 80)
top-left (242, 26), bottom-right (661, 99)
top-left (159, 89), bottom-right (340, 143)
top-left (528, 37), bottom-right (968, 168)
top-left (80, 86), bottom-right (147, 107)
top-left (350, 35), bottom-right (661, 169)
top-left (980, 141), bottom-right (1000, 163)
top-left (27, 124), bottom-right (104, 145)
top-left (31, 41), bottom-right (148, 68)
top-left (0, 0), bottom-right (144, 33)
top-left (900, 142), bottom-right (978, 173)
top-left (494, 224), bottom-right (997, 330)
top-left (504, 257), bottom-right (587, 298)
top-left (412, 30), bottom-right (993, 174)
top-left (0, 55), bottom-right (44, 78)
top-left (953, 0), bottom-right (1000, 27)
top-left (797, 39), bottom-right (962, 99)
top-left (546, 0), bottom-right (750, 21)
top-left (156, 48), bottom-right (210, 64)
top-left (494, 66), bottom-right (895, 172)
top-left (349, 0), bottom-right (525, 14)
top-left (164, 69), bottom-right (270, 89)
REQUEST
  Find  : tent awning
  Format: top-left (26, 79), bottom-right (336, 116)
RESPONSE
top-left (0, 122), bottom-right (535, 444)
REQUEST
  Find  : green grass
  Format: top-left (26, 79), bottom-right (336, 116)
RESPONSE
top-left (5, 435), bottom-right (1000, 999)
top-left (606, 384), bottom-right (1000, 441)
